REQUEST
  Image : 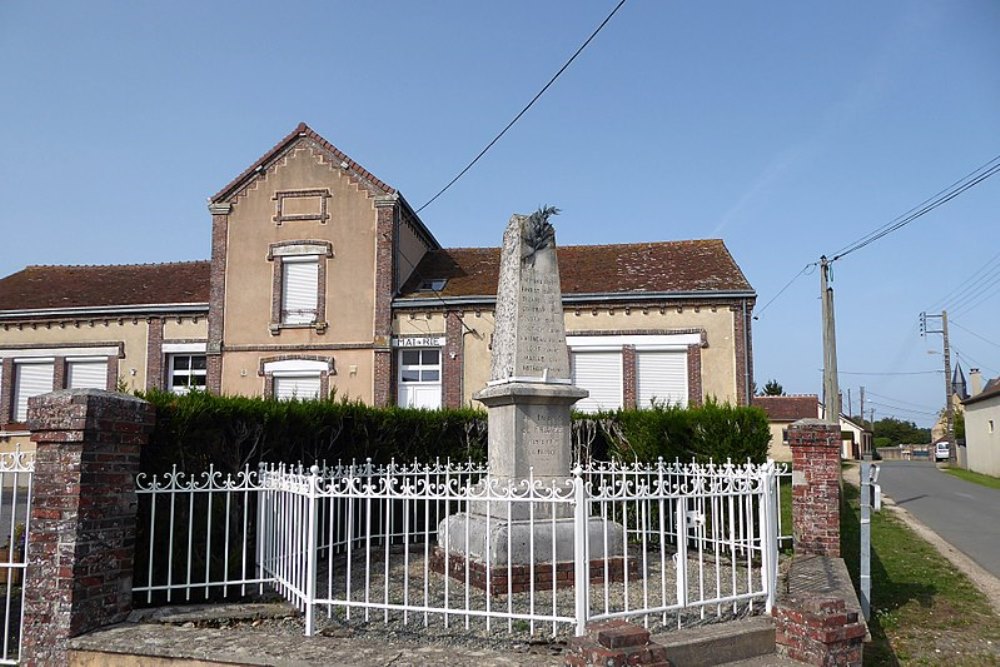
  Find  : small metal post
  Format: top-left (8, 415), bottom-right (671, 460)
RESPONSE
top-left (675, 497), bottom-right (688, 608)
top-left (860, 456), bottom-right (872, 621)
top-left (304, 465), bottom-right (320, 636)
top-left (572, 466), bottom-right (588, 637)
top-left (761, 463), bottom-right (778, 613)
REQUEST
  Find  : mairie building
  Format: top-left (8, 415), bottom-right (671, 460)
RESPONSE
top-left (0, 124), bottom-right (756, 448)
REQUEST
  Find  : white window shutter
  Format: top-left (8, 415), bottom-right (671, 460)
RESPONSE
top-left (14, 362), bottom-right (54, 421)
top-left (274, 375), bottom-right (321, 401)
top-left (282, 258), bottom-right (319, 324)
top-left (67, 360), bottom-right (108, 390)
top-left (572, 351), bottom-right (623, 413)
top-left (636, 351), bottom-right (688, 408)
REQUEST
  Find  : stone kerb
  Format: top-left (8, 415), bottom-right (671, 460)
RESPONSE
top-left (22, 389), bottom-right (154, 667)
top-left (787, 419), bottom-right (841, 557)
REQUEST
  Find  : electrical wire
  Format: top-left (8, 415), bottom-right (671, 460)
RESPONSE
top-left (864, 390), bottom-right (939, 412)
top-left (834, 370), bottom-right (942, 376)
top-left (927, 249), bottom-right (1000, 313)
top-left (951, 319), bottom-right (1000, 350)
top-left (752, 262), bottom-right (816, 321)
top-left (865, 399), bottom-right (939, 418)
top-left (951, 345), bottom-right (1000, 377)
top-left (829, 153), bottom-right (1000, 262)
top-left (950, 276), bottom-right (1000, 318)
top-left (415, 0), bottom-right (628, 213)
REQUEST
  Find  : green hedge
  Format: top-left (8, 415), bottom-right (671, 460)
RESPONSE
top-left (138, 391), bottom-right (771, 475)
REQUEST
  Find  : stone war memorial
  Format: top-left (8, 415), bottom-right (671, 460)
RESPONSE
top-left (434, 207), bottom-right (626, 592)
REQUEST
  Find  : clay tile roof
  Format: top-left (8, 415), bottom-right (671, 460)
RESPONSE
top-left (0, 262), bottom-right (210, 313)
top-left (754, 395), bottom-right (820, 421)
top-left (212, 122), bottom-right (396, 203)
top-left (397, 239), bottom-right (753, 299)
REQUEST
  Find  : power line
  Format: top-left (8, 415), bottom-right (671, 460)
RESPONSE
top-left (865, 399), bottom-right (938, 418)
top-left (951, 276), bottom-right (1000, 318)
top-left (829, 153), bottom-right (1000, 262)
top-left (415, 0), bottom-right (628, 213)
top-left (951, 345), bottom-right (1000, 377)
top-left (834, 369), bottom-right (942, 376)
top-left (951, 319), bottom-right (1000, 350)
top-left (927, 249), bottom-right (1000, 313)
top-left (752, 262), bottom-right (816, 321)
top-left (864, 390), bottom-right (939, 412)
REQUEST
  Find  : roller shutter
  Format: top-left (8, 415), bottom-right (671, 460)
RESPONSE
top-left (67, 360), bottom-right (108, 390)
top-left (636, 351), bottom-right (688, 408)
top-left (14, 362), bottom-right (54, 421)
top-left (282, 258), bottom-right (319, 324)
top-left (274, 375), bottom-right (321, 401)
top-left (571, 351), bottom-right (623, 413)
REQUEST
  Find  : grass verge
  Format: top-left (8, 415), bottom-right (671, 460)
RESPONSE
top-left (841, 483), bottom-right (1000, 665)
top-left (944, 467), bottom-right (1000, 491)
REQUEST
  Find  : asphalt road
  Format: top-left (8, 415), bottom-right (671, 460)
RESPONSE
top-left (875, 461), bottom-right (1000, 579)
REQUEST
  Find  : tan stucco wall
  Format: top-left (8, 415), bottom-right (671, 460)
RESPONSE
top-left (220, 349), bottom-right (374, 403)
top-left (163, 318), bottom-right (207, 342)
top-left (393, 305), bottom-right (740, 408)
top-left (221, 145), bottom-right (378, 350)
top-left (966, 398), bottom-right (1000, 477)
top-left (0, 318), bottom-right (151, 392)
top-left (767, 422), bottom-right (791, 461)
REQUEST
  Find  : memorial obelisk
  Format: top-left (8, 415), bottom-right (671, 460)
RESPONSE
top-left (435, 208), bottom-right (623, 583)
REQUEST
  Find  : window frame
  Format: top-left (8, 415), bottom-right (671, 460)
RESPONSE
top-left (167, 353), bottom-right (208, 395)
top-left (268, 241), bottom-right (332, 334)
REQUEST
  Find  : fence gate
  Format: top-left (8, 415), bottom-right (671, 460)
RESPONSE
top-left (0, 449), bottom-right (33, 665)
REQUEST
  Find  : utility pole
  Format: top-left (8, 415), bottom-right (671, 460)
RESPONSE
top-left (820, 256), bottom-right (841, 424)
top-left (860, 386), bottom-right (865, 426)
top-left (920, 310), bottom-right (956, 462)
top-left (847, 388), bottom-right (853, 418)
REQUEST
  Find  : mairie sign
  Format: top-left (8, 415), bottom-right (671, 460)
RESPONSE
top-left (392, 336), bottom-right (445, 348)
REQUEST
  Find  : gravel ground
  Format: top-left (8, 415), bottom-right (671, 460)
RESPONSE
top-left (303, 544), bottom-right (768, 641)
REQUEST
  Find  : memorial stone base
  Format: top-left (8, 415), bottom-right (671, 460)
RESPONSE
top-left (431, 513), bottom-right (634, 594)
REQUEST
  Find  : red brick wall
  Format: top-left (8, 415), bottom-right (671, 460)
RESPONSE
top-left (788, 419), bottom-right (841, 557)
top-left (774, 597), bottom-right (865, 666)
top-left (206, 206), bottom-right (230, 394)
top-left (23, 390), bottom-right (154, 667)
top-left (144, 317), bottom-right (164, 391)
top-left (686, 343), bottom-right (702, 407)
top-left (372, 197), bottom-right (396, 407)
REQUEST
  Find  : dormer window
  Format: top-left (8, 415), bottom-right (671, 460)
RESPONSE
top-left (418, 278), bottom-right (447, 292)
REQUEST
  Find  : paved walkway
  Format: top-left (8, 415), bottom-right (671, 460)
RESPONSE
top-left (70, 604), bottom-right (565, 667)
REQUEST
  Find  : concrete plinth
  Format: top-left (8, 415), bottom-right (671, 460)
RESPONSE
top-left (438, 512), bottom-right (624, 565)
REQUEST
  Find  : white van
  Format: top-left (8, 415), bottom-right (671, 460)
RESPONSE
top-left (935, 441), bottom-right (951, 462)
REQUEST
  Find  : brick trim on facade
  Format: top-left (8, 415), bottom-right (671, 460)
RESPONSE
top-left (53, 356), bottom-right (66, 391)
top-left (256, 354), bottom-right (335, 376)
top-left (732, 299), bottom-right (755, 406)
top-left (145, 317), bottom-right (164, 391)
top-left (686, 343), bottom-right (703, 407)
top-left (622, 345), bottom-right (637, 409)
top-left (0, 357), bottom-right (12, 425)
top-left (443, 311), bottom-right (464, 408)
top-left (105, 354), bottom-right (119, 391)
top-left (206, 205), bottom-right (230, 393)
top-left (22, 390), bottom-right (154, 667)
top-left (271, 188), bottom-right (332, 225)
top-left (788, 419), bottom-right (841, 557)
top-left (372, 196), bottom-right (397, 407)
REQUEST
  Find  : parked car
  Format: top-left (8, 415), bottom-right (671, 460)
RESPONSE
top-left (935, 441), bottom-right (951, 462)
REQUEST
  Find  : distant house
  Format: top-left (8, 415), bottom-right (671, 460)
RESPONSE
top-left (962, 374), bottom-right (1000, 477)
top-left (755, 394), bottom-right (872, 461)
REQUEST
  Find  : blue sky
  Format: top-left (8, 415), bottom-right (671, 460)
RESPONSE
top-left (2, 1), bottom-right (998, 426)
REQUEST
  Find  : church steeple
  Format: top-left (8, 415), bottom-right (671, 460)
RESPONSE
top-left (952, 362), bottom-right (969, 400)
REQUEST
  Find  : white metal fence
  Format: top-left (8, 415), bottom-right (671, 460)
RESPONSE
top-left (0, 450), bottom-right (33, 665)
top-left (135, 458), bottom-right (784, 639)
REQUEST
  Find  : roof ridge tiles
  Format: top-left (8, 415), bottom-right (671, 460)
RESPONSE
top-left (23, 259), bottom-right (210, 270)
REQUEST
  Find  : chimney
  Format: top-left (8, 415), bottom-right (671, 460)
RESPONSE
top-left (970, 368), bottom-right (983, 396)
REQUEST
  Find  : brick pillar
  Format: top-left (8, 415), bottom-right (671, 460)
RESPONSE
top-left (565, 620), bottom-right (672, 666)
top-left (788, 418), bottom-right (841, 557)
top-left (53, 356), bottom-right (67, 390)
top-left (622, 345), bottom-right (637, 409)
top-left (22, 389), bottom-right (154, 667)
top-left (206, 203), bottom-right (231, 394)
top-left (686, 343), bottom-right (702, 407)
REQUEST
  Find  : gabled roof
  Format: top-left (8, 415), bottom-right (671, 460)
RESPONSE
top-left (396, 239), bottom-right (754, 301)
top-left (753, 395), bottom-right (819, 422)
top-left (964, 377), bottom-right (1000, 407)
top-left (211, 122), bottom-right (396, 203)
top-left (0, 262), bottom-right (210, 316)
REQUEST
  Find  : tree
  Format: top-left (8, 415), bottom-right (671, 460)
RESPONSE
top-left (761, 379), bottom-right (784, 396)
top-left (871, 417), bottom-right (931, 446)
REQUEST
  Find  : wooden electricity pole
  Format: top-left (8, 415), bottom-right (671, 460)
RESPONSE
top-left (820, 256), bottom-right (841, 424)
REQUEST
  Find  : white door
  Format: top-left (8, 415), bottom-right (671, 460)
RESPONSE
top-left (398, 349), bottom-right (442, 409)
